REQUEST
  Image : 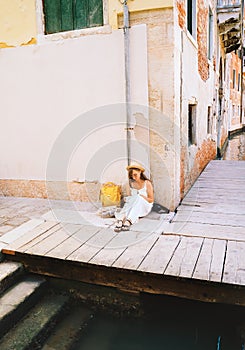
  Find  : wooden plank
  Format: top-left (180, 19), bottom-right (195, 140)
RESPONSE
top-left (112, 234), bottom-right (159, 270)
top-left (164, 222), bottom-right (245, 241)
top-left (223, 241), bottom-right (238, 284)
top-left (67, 228), bottom-right (115, 263)
top-left (21, 223), bottom-right (67, 253)
top-left (177, 204), bottom-right (245, 215)
top-left (164, 236), bottom-right (203, 278)
top-left (235, 242), bottom-right (245, 285)
top-left (138, 235), bottom-right (181, 274)
top-left (184, 193), bottom-right (245, 200)
top-left (223, 241), bottom-right (245, 286)
top-left (90, 231), bottom-right (152, 267)
top-left (46, 225), bottom-right (100, 259)
top-left (209, 239), bottom-right (227, 282)
top-left (2, 221), bottom-right (57, 251)
top-left (172, 212), bottom-right (245, 227)
top-left (25, 224), bottom-right (81, 256)
top-left (193, 238), bottom-right (214, 281)
top-left (7, 252), bottom-right (245, 307)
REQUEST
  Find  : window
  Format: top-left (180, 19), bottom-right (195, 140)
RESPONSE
top-left (238, 73), bottom-right (241, 91)
top-left (187, 0), bottom-right (197, 39)
top-left (42, 0), bottom-right (103, 35)
top-left (233, 69), bottom-right (236, 89)
top-left (208, 8), bottom-right (213, 60)
top-left (207, 106), bottom-right (212, 134)
top-left (188, 104), bottom-right (197, 145)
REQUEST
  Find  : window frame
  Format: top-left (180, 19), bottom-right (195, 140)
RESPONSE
top-left (188, 103), bottom-right (197, 146)
top-left (207, 7), bottom-right (214, 60)
top-left (36, 0), bottom-right (109, 41)
top-left (187, 0), bottom-right (197, 40)
top-left (232, 69), bottom-right (236, 89)
top-left (207, 106), bottom-right (212, 135)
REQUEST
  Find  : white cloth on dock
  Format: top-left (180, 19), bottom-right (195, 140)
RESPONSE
top-left (115, 182), bottom-right (153, 224)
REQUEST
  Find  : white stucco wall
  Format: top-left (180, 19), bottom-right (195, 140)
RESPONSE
top-left (0, 25), bottom-right (148, 184)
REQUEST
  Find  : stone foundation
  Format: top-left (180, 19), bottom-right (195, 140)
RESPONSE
top-left (180, 139), bottom-right (217, 198)
top-left (0, 180), bottom-right (101, 203)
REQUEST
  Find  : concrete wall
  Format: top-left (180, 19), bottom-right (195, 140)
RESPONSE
top-left (0, 25), bottom-right (148, 199)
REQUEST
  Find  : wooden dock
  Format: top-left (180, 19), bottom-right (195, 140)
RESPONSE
top-left (2, 160), bottom-right (245, 306)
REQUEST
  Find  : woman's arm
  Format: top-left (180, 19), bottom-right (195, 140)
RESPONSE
top-left (140, 180), bottom-right (154, 203)
top-left (125, 182), bottom-right (131, 196)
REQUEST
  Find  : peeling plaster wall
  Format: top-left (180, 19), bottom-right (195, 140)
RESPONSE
top-left (118, 9), bottom-right (179, 210)
top-left (175, 0), bottom-right (218, 197)
top-left (0, 0), bottom-right (37, 47)
top-left (0, 26), bottom-right (148, 196)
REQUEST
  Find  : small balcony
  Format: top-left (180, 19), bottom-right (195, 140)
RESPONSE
top-left (217, 0), bottom-right (241, 9)
top-left (217, 0), bottom-right (242, 53)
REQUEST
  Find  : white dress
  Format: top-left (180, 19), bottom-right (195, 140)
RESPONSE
top-left (115, 181), bottom-right (153, 224)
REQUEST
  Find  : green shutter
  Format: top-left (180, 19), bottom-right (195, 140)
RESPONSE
top-left (88, 0), bottom-right (103, 28)
top-left (43, 0), bottom-right (104, 34)
top-left (60, 0), bottom-right (74, 32)
top-left (74, 0), bottom-right (88, 29)
top-left (43, 0), bottom-right (62, 34)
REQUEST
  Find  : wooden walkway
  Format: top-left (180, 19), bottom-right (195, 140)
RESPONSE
top-left (2, 160), bottom-right (245, 306)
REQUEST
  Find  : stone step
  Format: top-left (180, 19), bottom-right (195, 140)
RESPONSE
top-left (0, 293), bottom-right (69, 350)
top-left (0, 275), bottom-right (46, 338)
top-left (42, 304), bottom-right (93, 350)
top-left (0, 261), bottom-right (24, 295)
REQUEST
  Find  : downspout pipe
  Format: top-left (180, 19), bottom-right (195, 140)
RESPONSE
top-left (123, 0), bottom-right (132, 166)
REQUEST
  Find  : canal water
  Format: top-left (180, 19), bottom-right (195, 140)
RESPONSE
top-left (72, 132), bottom-right (245, 350)
top-left (74, 294), bottom-right (245, 350)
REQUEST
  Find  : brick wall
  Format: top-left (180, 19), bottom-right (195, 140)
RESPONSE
top-left (180, 139), bottom-right (216, 198)
top-left (177, 0), bottom-right (210, 81)
top-left (197, 0), bottom-right (209, 81)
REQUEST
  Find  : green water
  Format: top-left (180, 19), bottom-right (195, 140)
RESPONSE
top-left (74, 295), bottom-right (245, 350)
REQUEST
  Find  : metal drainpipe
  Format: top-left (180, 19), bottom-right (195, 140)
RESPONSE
top-left (123, 0), bottom-right (132, 166)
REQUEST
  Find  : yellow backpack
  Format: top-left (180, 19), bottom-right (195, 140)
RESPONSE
top-left (100, 182), bottom-right (121, 207)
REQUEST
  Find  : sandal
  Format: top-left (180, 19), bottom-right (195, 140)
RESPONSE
top-left (122, 219), bottom-right (132, 231)
top-left (114, 220), bottom-right (123, 232)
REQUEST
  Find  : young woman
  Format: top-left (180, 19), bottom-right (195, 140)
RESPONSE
top-left (114, 163), bottom-right (154, 232)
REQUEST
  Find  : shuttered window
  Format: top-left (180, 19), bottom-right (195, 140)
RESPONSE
top-left (43, 0), bottom-right (103, 34)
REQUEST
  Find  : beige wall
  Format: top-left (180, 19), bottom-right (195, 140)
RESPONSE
top-left (0, 0), bottom-right (37, 47)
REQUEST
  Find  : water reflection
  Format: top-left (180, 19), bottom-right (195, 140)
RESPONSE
top-left (74, 295), bottom-right (245, 350)
top-left (223, 132), bottom-right (245, 160)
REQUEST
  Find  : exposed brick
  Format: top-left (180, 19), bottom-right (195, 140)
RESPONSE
top-left (197, 0), bottom-right (209, 81)
top-left (180, 139), bottom-right (216, 198)
top-left (177, 1), bottom-right (186, 29)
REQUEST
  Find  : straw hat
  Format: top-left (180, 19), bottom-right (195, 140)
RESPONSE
top-left (126, 163), bottom-right (145, 172)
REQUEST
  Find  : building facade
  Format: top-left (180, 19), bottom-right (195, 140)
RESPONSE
top-left (0, 0), bottom-right (243, 210)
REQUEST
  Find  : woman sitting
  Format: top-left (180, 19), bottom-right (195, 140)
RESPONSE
top-left (114, 163), bottom-right (154, 232)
